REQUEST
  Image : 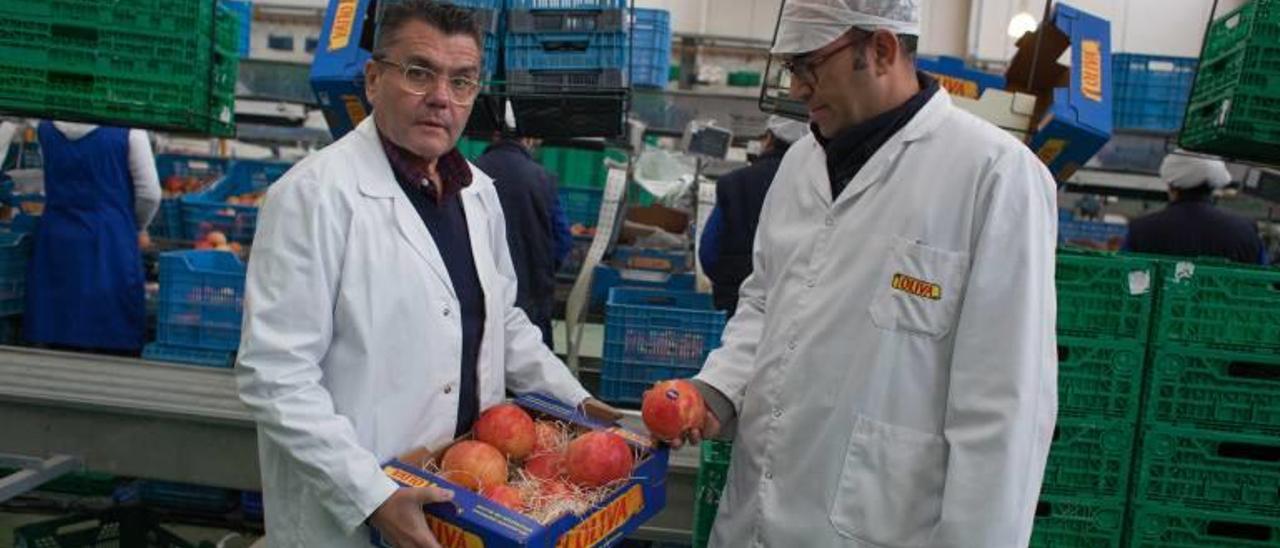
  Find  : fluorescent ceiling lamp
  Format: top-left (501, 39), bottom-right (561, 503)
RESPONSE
top-left (1008, 11), bottom-right (1038, 38)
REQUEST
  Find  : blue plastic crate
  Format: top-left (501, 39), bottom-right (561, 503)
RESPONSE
top-left (601, 288), bottom-right (725, 405)
top-left (559, 186), bottom-right (603, 227)
top-left (592, 264), bottom-right (696, 310)
top-left (505, 31), bottom-right (628, 72)
top-left (152, 154), bottom-right (229, 239)
top-left (1113, 54), bottom-right (1197, 133)
top-left (155, 250), bottom-right (246, 352)
top-left (506, 0), bottom-right (627, 9)
top-left (0, 231), bottom-right (30, 317)
top-left (630, 8), bottom-right (670, 89)
top-left (181, 159), bottom-right (291, 243)
top-left (143, 342), bottom-right (235, 369)
top-left (917, 55), bottom-right (1006, 99)
top-left (242, 491), bottom-right (263, 521)
top-left (1059, 219), bottom-right (1128, 249)
top-left (611, 246), bottom-right (691, 273)
top-left (116, 480), bottom-right (237, 514)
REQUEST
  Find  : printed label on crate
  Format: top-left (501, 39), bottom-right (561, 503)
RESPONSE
top-left (1037, 139), bottom-right (1068, 166)
top-left (930, 74), bottom-right (981, 99)
top-left (891, 273), bottom-right (942, 300)
top-left (1174, 261), bottom-right (1195, 281)
top-left (1127, 270), bottom-right (1151, 295)
top-left (342, 95), bottom-right (369, 125)
top-left (426, 516), bottom-right (485, 548)
top-left (329, 0), bottom-right (359, 51)
top-left (555, 486), bottom-right (645, 548)
top-left (1081, 40), bottom-right (1104, 102)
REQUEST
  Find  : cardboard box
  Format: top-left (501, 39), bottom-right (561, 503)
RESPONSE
top-left (1005, 4), bottom-right (1113, 182)
top-left (372, 393), bottom-right (669, 548)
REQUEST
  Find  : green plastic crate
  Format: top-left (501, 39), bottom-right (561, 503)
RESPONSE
top-left (1028, 496), bottom-right (1125, 548)
top-left (1130, 505), bottom-right (1280, 547)
top-left (456, 137), bottom-right (489, 160)
top-left (1055, 250), bottom-right (1158, 342)
top-left (1153, 261), bottom-right (1280, 353)
top-left (1040, 419), bottom-right (1136, 502)
top-left (727, 71), bottom-right (762, 87)
top-left (537, 146), bottom-right (628, 189)
top-left (1057, 337), bottom-right (1146, 422)
top-left (692, 440), bottom-right (731, 548)
top-left (1192, 45), bottom-right (1280, 100)
top-left (1201, 0), bottom-right (1280, 61)
top-left (1145, 345), bottom-right (1280, 435)
top-left (0, 0), bottom-right (220, 39)
top-left (13, 506), bottom-right (197, 548)
top-left (1136, 426), bottom-right (1280, 520)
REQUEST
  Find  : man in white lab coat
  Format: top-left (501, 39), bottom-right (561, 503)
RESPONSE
top-left (236, 3), bottom-right (615, 547)
top-left (668, 1), bottom-right (1059, 546)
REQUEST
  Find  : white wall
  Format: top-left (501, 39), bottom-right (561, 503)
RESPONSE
top-left (968, 0), bottom-right (1249, 62)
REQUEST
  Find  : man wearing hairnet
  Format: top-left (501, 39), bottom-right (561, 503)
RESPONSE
top-left (1125, 154), bottom-right (1266, 264)
top-left (699, 115), bottom-right (809, 316)
top-left (661, 0), bottom-right (1061, 546)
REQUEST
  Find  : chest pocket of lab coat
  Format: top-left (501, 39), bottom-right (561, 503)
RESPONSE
top-left (869, 237), bottom-right (970, 339)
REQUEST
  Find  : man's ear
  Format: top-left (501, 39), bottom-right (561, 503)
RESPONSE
top-left (872, 30), bottom-right (900, 73)
top-left (364, 60), bottom-right (380, 108)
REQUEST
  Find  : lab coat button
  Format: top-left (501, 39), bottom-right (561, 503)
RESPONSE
top-left (765, 471), bottom-right (773, 480)
top-left (772, 408), bottom-right (782, 419)
top-left (806, 279), bottom-right (816, 288)
top-left (787, 340), bottom-right (797, 351)
top-left (443, 308), bottom-right (451, 317)
top-left (824, 216), bottom-right (834, 227)
top-left (443, 384), bottom-right (453, 394)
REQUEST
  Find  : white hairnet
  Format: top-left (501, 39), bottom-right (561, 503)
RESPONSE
top-left (766, 115), bottom-right (809, 144)
top-left (771, 0), bottom-right (921, 55)
top-left (1161, 154), bottom-right (1232, 190)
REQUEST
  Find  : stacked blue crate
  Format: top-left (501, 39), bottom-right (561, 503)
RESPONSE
top-left (143, 250), bottom-right (247, 369)
top-left (1113, 54), bottom-right (1197, 133)
top-left (629, 8), bottom-right (670, 88)
top-left (1059, 219), bottom-right (1129, 250)
top-left (504, 0), bottom-right (629, 92)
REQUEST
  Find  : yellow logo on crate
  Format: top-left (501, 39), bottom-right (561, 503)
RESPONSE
top-left (891, 273), bottom-right (942, 301)
top-left (425, 516), bottom-right (485, 548)
top-left (556, 486), bottom-right (645, 548)
top-left (929, 73), bottom-right (981, 99)
top-left (1036, 138), bottom-right (1069, 166)
top-left (342, 95), bottom-right (368, 126)
top-left (383, 466), bottom-right (432, 488)
top-left (1081, 40), bottom-right (1104, 102)
top-left (328, 0), bottom-right (359, 51)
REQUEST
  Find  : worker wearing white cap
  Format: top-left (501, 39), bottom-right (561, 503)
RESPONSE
top-left (699, 115), bottom-right (809, 315)
top-left (661, 0), bottom-right (1061, 546)
top-left (1125, 153), bottom-right (1266, 264)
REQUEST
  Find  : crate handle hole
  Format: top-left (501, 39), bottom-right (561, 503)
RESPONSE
top-left (1206, 520), bottom-right (1272, 542)
top-left (1216, 441), bottom-right (1280, 463)
top-left (1056, 345), bottom-right (1069, 362)
top-left (1034, 501), bottom-right (1053, 517)
top-left (1227, 361), bottom-right (1280, 383)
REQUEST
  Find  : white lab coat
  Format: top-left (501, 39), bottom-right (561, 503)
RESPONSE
top-left (696, 90), bottom-right (1058, 548)
top-left (236, 117), bottom-right (591, 548)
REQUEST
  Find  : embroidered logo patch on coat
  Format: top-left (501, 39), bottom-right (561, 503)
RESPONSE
top-left (891, 273), bottom-right (942, 301)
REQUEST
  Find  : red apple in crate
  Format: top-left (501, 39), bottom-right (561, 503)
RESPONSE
top-left (642, 379), bottom-right (707, 441)
top-left (533, 420), bottom-right (563, 455)
top-left (480, 484), bottom-right (524, 511)
top-left (473, 403), bottom-right (536, 461)
top-left (565, 431), bottom-right (633, 488)
top-left (439, 440), bottom-right (507, 491)
top-left (523, 452), bottom-right (566, 481)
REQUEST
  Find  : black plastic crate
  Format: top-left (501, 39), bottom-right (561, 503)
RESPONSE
top-left (507, 8), bottom-right (625, 33)
top-left (510, 89), bottom-right (627, 139)
top-left (506, 69), bottom-right (625, 93)
top-left (14, 506), bottom-right (197, 548)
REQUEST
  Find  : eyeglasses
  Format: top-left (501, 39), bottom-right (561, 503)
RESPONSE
top-left (374, 58), bottom-right (483, 106)
top-left (779, 33), bottom-right (861, 85)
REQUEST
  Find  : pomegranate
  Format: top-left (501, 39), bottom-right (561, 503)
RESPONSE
top-left (473, 403), bottom-right (536, 461)
top-left (641, 380), bottom-right (707, 441)
top-left (564, 431), bottom-right (633, 487)
top-left (439, 441), bottom-right (507, 491)
top-left (523, 452), bottom-right (566, 481)
top-left (480, 484), bottom-right (525, 511)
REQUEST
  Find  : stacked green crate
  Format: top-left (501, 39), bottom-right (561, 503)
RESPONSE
top-left (1181, 0), bottom-right (1280, 163)
top-left (0, 0), bottom-right (239, 137)
top-left (1130, 260), bottom-right (1280, 547)
top-left (1032, 250), bottom-right (1158, 547)
top-left (692, 440), bottom-right (731, 548)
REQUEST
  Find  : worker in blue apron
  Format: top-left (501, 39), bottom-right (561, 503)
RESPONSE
top-left (25, 121), bottom-right (159, 354)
